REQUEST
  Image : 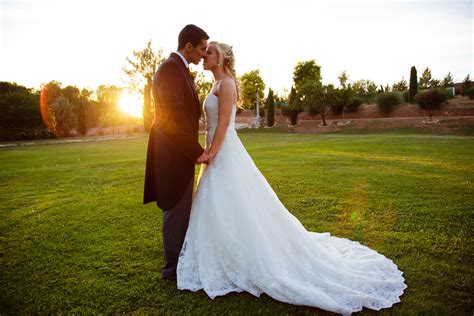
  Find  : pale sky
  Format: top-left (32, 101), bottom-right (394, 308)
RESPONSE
top-left (1, 0), bottom-right (473, 96)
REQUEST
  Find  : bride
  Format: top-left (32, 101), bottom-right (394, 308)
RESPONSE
top-left (176, 41), bottom-right (407, 315)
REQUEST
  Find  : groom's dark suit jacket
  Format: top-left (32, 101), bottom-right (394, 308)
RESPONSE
top-left (143, 53), bottom-right (204, 210)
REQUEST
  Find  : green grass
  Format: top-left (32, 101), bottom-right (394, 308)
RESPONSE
top-left (1, 132), bottom-right (473, 314)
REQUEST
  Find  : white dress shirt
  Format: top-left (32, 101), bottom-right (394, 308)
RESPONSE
top-left (174, 51), bottom-right (189, 68)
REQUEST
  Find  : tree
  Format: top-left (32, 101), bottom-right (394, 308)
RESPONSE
top-left (338, 71), bottom-right (349, 89)
top-left (297, 81), bottom-right (328, 125)
top-left (265, 88), bottom-right (275, 127)
top-left (40, 81), bottom-right (63, 136)
top-left (293, 60), bottom-right (322, 94)
top-left (392, 77), bottom-right (408, 91)
top-left (415, 89), bottom-right (447, 122)
top-left (78, 88), bottom-right (92, 136)
top-left (430, 79), bottom-right (440, 88)
top-left (0, 82), bottom-right (43, 140)
top-left (240, 70), bottom-right (265, 109)
top-left (123, 40), bottom-right (165, 132)
top-left (441, 72), bottom-right (454, 87)
top-left (97, 85), bottom-right (122, 136)
top-left (48, 95), bottom-right (77, 137)
top-left (377, 92), bottom-right (401, 115)
top-left (192, 70), bottom-right (214, 105)
top-left (409, 66), bottom-right (418, 102)
top-left (287, 86), bottom-right (298, 126)
top-left (462, 74), bottom-right (472, 96)
top-left (419, 67), bottom-right (433, 90)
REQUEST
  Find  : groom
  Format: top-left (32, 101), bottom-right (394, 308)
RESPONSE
top-left (143, 24), bottom-right (210, 281)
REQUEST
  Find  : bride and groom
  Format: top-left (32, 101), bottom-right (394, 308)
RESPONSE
top-left (143, 24), bottom-right (406, 315)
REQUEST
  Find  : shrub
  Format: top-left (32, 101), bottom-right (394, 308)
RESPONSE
top-left (415, 89), bottom-right (447, 121)
top-left (377, 92), bottom-right (401, 114)
top-left (403, 90), bottom-right (410, 103)
top-left (290, 109), bottom-right (298, 126)
top-left (265, 88), bottom-right (275, 127)
top-left (466, 87), bottom-right (474, 99)
top-left (330, 102), bottom-right (344, 115)
top-left (347, 97), bottom-right (362, 112)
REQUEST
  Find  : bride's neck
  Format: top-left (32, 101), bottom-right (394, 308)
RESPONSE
top-left (212, 68), bottom-right (227, 82)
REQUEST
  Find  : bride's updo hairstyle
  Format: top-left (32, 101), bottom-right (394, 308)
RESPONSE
top-left (210, 41), bottom-right (242, 107)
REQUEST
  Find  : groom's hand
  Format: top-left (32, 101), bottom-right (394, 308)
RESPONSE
top-left (197, 152), bottom-right (210, 164)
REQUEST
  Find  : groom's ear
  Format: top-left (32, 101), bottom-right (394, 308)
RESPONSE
top-left (184, 42), bottom-right (194, 52)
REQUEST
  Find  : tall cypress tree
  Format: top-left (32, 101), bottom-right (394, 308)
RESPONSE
top-left (409, 66), bottom-right (418, 103)
top-left (266, 88), bottom-right (275, 127)
top-left (288, 86), bottom-right (298, 126)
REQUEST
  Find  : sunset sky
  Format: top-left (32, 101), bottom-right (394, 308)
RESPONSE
top-left (1, 0), bottom-right (472, 96)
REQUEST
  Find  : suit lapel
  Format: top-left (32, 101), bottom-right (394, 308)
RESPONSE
top-left (170, 53), bottom-right (201, 116)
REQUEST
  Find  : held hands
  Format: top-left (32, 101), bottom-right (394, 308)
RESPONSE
top-left (197, 152), bottom-right (210, 164)
top-left (196, 149), bottom-right (216, 165)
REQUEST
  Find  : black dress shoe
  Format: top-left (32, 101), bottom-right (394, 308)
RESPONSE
top-left (162, 275), bottom-right (177, 282)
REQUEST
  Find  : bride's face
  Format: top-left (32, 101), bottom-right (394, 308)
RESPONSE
top-left (203, 44), bottom-right (219, 71)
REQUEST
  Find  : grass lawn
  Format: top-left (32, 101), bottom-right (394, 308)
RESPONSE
top-left (1, 132), bottom-right (473, 314)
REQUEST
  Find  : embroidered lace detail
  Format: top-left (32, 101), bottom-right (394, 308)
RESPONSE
top-left (177, 94), bottom-right (407, 315)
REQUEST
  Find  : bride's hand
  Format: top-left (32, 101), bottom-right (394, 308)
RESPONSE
top-left (207, 151), bottom-right (217, 164)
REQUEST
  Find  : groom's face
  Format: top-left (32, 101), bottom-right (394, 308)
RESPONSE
top-left (188, 39), bottom-right (208, 65)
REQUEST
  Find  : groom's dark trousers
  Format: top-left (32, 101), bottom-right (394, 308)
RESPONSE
top-left (161, 177), bottom-right (193, 279)
top-left (143, 53), bottom-right (204, 279)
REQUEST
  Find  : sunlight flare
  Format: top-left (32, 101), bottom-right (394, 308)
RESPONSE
top-left (119, 92), bottom-right (143, 118)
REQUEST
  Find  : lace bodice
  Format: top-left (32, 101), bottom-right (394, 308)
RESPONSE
top-left (203, 94), bottom-right (237, 145)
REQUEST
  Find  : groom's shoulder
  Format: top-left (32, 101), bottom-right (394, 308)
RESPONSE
top-left (158, 55), bottom-right (181, 74)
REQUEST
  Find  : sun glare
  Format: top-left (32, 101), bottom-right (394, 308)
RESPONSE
top-left (119, 92), bottom-right (143, 118)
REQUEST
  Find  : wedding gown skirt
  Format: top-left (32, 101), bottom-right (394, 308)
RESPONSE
top-left (177, 94), bottom-right (406, 315)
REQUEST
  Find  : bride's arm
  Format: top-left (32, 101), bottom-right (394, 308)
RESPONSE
top-left (207, 79), bottom-right (235, 160)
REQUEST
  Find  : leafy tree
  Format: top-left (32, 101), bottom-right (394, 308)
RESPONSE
top-left (461, 74), bottom-right (472, 96)
top-left (0, 82), bottom-right (43, 140)
top-left (466, 87), bottom-right (474, 99)
top-left (409, 66), bottom-right (418, 102)
top-left (297, 81), bottom-right (326, 123)
top-left (415, 89), bottom-right (447, 122)
top-left (419, 67), bottom-right (433, 90)
top-left (392, 77), bottom-right (408, 91)
top-left (48, 95), bottom-right (77, 137)
top-left (265, 88), bottom-right (275, 127)
top-left (78, 88), bottom-right (93, 135)
top-left (352, 79), bottom-right (376, 98)
top-left (40, 81), bottom-right (63, 135)
top-left (192, 70), bottom-right (214, 106)
top-left (338, 71), bottom-right (349, 89)
top-left (293, 60), bottom-right (322, 94)
top-left (377, 92), bottom-right (401, 115)
top-left (97, 85), bottom-right (122, 136)
top-left (123, 40), bottom-right (165, 132)
top-left (240, 70), bottom-right (265, 109)
top-left (430, 79), bottom-right (440, 88)
top-left (441, 72), bottom-right (454, 87)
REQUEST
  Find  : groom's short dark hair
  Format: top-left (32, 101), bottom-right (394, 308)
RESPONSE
top-left (178, 24), bottom-right (209, 50)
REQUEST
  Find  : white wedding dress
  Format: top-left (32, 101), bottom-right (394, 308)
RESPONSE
top-left (177, 93), bottom-right (407, 315)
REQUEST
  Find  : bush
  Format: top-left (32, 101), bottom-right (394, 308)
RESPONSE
top-left (466, 87), bottom-right (474, 99)
top-left (377, 92), bottom-right (401, 114)
top-left (443, 87), bottom-right (454, 100)
top-left (290, 109), bottom-right (298, 126)
top-left (330, 103), bottom-right (344, 115)
top-left (415, 89), bottom-right (447, 120)
top-left (347, 97), bottom-right (362, 112)
top-left (403, 90), bottom-right (410, 103)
